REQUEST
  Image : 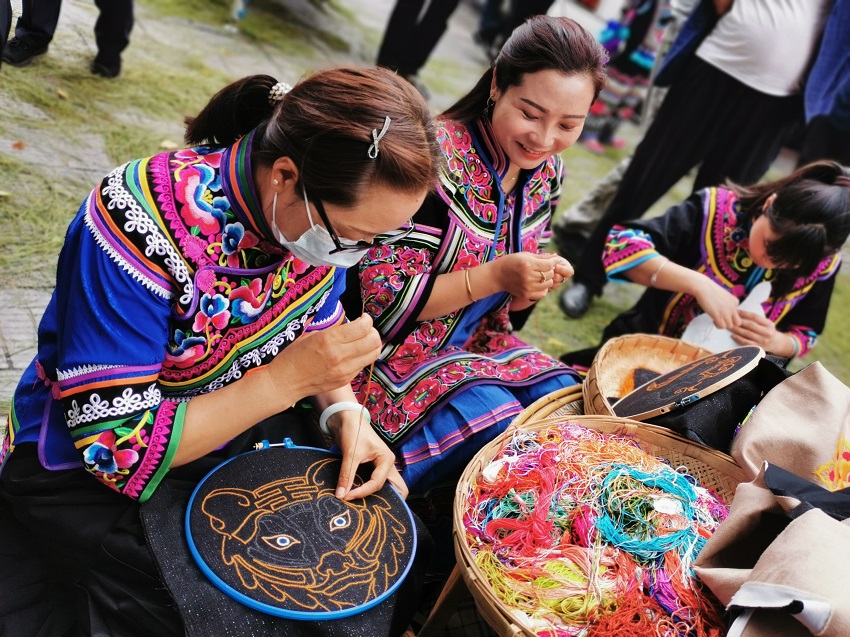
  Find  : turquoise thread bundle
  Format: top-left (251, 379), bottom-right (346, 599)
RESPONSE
top-left (462, 421), bottom-right (729, 636)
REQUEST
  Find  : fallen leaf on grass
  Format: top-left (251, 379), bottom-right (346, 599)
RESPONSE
top-left (0, 191), bottom-right (10, 198)
top-left (57, 89), bottom-right (70, 100)
top-left (11, 141), bottom-right (26, 150)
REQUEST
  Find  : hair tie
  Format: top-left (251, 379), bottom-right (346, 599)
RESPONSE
top-left (367, 116), bottom-right (392, 159)
top-left (268, 81), bottom-right (292, 104)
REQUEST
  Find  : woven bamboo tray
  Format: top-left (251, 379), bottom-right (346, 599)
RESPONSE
top-left (584, 334), bottom-right (713, 417)
top-left (512, 383), bottom-right (584, 427)
top-left (453, 412), bottom-right (746, 637)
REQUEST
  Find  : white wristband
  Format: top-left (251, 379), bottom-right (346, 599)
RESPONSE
top-left (318, 401), bottom-right (371, 436)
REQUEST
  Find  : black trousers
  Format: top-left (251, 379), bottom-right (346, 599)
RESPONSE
top-left (1, 0), bottom-right (11, 53)
top-left (495, 0), bottom-right (555, 43)
top-left (571, 56), bottom-right (803, 294)
top-left (14, 0), bottom-right (133, 60)
top-left (0, 444), bottom-right (183, 636)
top-left (798, 115), bottom-right (850, 167)
top-left (376, 0), bottom-right (461, 77)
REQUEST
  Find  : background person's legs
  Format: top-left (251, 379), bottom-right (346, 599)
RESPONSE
top-left (2, 0), bottom-right (60, 65)
top-left (92, 0), bottom-right (134, 77)
top-left (797, 116), bottom-right (850, 166)
top-left (376, 0), bottom-right (425, 72)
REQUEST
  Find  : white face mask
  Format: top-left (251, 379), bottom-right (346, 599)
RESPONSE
top-left (271, 185), bottom-right (369, 268)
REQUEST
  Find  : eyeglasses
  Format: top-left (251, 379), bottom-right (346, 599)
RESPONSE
top-left (310, 196), bottom-right (415, 254)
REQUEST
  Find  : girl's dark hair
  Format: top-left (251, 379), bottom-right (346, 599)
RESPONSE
top-left (442, 15), bottom-right (608, 123)
top-left (731, 160), bottom-right (850, 295)
top-left (184, 67), bottom-right (441, 207)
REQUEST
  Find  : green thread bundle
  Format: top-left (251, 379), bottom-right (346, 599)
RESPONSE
top-left (462, 421), bottom-right (729, 636)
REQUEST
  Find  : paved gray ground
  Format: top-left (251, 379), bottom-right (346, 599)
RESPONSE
top-left (0, 0), bottom-right (607, 419)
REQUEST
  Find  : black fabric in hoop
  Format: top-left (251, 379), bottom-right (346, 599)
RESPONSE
top-left (141, 445), bottom-right (426, 637)
top-left (612, 347), bottom-right (793, 453)
top-left (612, 346), bottom-right (765, 421)
top-left (186, 446), bottom-right (416, 620)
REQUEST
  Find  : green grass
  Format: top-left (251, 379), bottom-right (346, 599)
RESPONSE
top-left (143, 0), bottom-right (349, 55)
top-left (0, 155), bottom-right (74, 288)
top-left (0, 31), bottom-right (235, 288)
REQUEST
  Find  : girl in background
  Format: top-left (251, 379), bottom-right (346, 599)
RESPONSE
top-left (562, 161), bottom-right (850, 369)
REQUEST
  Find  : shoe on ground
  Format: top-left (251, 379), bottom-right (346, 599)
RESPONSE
top-left (1, 37), bottom-right (49, 66)
top-left (90, 58), bottom-right (121, 79)
top-left (559, 282), bottom-right (594, 319)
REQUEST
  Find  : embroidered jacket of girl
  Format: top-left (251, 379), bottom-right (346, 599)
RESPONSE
top-left (2, 133), bottom-right (346, 502)
top-left (345, 117), bottom-right (579, 466)
top-left (602, 187), bottom-right (841, 356)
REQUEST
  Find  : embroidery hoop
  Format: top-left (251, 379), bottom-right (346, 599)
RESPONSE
top-left (185, 440), bottom-right (417, 620)
top-left (611, 346), bottom-right (765, 421)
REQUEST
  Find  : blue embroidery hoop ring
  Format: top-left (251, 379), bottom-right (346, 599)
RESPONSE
top-left (185, 439), bottom-right (417, 620)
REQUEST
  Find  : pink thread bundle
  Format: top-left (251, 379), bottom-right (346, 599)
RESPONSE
top-left (462, 421), bottom-right (729, 636)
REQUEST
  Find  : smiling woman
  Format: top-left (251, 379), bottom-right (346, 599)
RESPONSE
top-left (341, 16), bottom-right (609, 499)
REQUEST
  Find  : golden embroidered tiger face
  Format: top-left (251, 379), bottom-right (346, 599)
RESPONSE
top-left (199, 458), bottom-right (410, 612)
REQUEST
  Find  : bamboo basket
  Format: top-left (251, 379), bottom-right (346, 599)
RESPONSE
top-left (453, 411), bottom-right (746, 637)
top-left (512, 383), bottom-right (584, 426)
top-left (583, 334), bottom-right (713, 417)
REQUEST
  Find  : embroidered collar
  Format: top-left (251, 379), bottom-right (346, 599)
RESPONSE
top-left (469, 116), bottom-right (546, 187)
top-left (219, 130), bottom-right (276, 242)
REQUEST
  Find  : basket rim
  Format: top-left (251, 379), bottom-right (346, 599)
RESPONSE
top-left (583, 334), bottom-right (715, 417)
top-left (512, 384), bottom-right (583, 428)
top-left (452, 413), bottom-right (745, 636)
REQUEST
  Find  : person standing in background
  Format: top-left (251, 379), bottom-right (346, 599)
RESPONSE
top-left (1, 0), bottom-right (11, 66)
top-left (559, 0), bottom-right (832, 319)
top-left (1, 0), bottom-right (133, 77)
top-left (474, 0), bottom-right (556, 61)
top-left (376, 0), bottom-right (462, 98)
top-left (578, 0), bottom-right (669, 154)
top-left (798, 0), bottom-right (850, 167)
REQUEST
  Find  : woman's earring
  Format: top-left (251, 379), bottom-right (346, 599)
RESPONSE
top-left (273, 179), bottom-right (279, 185)
top-left (484, 96), bottom-right (495, 119)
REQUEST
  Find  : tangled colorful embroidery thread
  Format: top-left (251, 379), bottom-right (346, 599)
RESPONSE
top-left (463, 421), bottom-right (729, 636)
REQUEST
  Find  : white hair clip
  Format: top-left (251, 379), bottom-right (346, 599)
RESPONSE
top-left (367, 116), bottom-right (392, 159)
top-left (268, 81), bottom-right (292, 104)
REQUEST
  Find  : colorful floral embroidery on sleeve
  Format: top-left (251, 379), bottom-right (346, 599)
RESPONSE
top-left (61, 364), bottom-right (185, 502)
top-left (603, 225), bottom-right (659, 281)
top-left (360, 244), bottom-right (434, 337)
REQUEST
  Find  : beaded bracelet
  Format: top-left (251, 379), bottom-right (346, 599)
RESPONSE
top-left (318, 401), bottom-right (370, 436)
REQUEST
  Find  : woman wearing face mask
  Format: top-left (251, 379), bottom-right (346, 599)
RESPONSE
top-left (0, 68), bottom-right (440, 636)
top-left (561, 161), bottom-right (850, 369)
top-left (342, 16), bottom-right (609, 495)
